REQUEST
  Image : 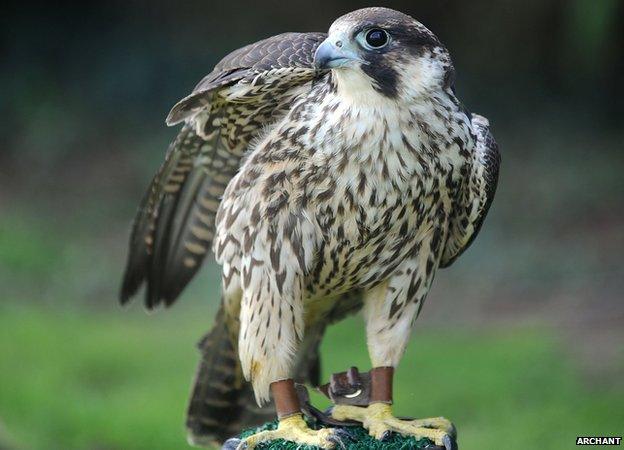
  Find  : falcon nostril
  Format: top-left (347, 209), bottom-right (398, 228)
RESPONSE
top-left (335, 40), bottom-right (343, 48)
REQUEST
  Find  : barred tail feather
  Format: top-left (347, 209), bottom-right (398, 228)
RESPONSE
top-left (186, 310), bottom-right (275, 446)
top-left (186, 310), bottom-right (327, 446)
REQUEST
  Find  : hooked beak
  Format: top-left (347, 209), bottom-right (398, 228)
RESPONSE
top-left (314, 38), bottom-right (360, 70)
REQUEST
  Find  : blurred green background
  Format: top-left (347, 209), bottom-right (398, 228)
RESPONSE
top-left (1, 1), bottom-right (623, 449)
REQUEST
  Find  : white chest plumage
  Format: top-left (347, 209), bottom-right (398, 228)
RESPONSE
top-left (291, 83), bottom-right (471, 299)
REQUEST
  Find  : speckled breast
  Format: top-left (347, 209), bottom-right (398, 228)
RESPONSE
top-left (304, 168), bottom-right (450, 302)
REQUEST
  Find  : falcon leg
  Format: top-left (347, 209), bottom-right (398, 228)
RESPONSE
top-left (332, 367), bottom-right (456, 450)
top-left (235, 379), bottom-right (337, 449)
top-left (331, 367), bottom-right (455, 448)
top-left (332, 402), bottom-right (456, 449)
top-left (233, 265), bottom-right (342, 448)
top-left (331, 257), bottom-right (456, 449)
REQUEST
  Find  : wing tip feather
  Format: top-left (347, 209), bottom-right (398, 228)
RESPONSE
top-left (166, 90), bottom-right (214, 126)
top-left (165, 109), bottom-right (185, 127)
top-left (118, 261), bottom-right (144, 305)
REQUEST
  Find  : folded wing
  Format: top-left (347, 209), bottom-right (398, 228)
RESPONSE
top-left (440, 113), bottom-right (501, 268)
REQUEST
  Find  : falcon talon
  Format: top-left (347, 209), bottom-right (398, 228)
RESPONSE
top-left (423, 445), bottom-right (446, 450)
top-left (326, 436), bottom-right (346, 450)
top-left (443, 434), bottom-right (458, 450)
top-left (332, 403), bottom-right (458, 448)
top-left (221, 438), bottom-right (242, 450)
top-left (236, 414), bottom-right (336, 449)
top-left (328, 428), bottom-right (355, 449)
top-left (380, 430), bottom-right (394, 441)
top-left (121, 6), bottom-right (497, 448)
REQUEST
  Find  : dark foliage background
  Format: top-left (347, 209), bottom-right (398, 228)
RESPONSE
top-left (1, 1), bottom-right (622, 449)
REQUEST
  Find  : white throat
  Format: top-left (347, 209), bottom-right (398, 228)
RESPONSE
top-left (331, 69), bottom-right (394, 107)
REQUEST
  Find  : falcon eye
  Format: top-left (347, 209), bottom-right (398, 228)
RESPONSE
top-left (365, 29), bottom-right (389, 48)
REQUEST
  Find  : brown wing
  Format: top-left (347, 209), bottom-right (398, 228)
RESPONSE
top-left (166, 32), bottom-right (326, 125)
top-left (120, 32), bottom-right (327, 308)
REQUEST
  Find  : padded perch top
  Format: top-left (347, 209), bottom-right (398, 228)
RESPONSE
top-left (228, 419), bottom-right (449, 450)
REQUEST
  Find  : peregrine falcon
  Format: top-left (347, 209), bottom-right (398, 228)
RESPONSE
top-left (120, 7), bottom-right (500, 449)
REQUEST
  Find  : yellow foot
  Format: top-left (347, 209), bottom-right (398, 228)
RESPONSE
top-left (332, 403), bottom-right (457, 449)
top-left (224, 414), bottom-right (337, 449)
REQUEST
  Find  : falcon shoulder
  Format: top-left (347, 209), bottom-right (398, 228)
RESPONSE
top-left (440, 113), bottom-right (501, 268)
top-left (120, 32), bottom-right (327, 308)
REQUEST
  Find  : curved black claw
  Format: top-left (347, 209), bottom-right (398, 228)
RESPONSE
top-left (222, 437), bottom-right (243, 450)
top-left (380, 430), bottom-right (394, 442)
top-left (442, 434), bottom-right (458, 450)
top-left (328, 428), bottom-right (357, 449)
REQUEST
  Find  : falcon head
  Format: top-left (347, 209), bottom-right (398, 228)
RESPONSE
top-left (314, 7), bottom-right (453, 100)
